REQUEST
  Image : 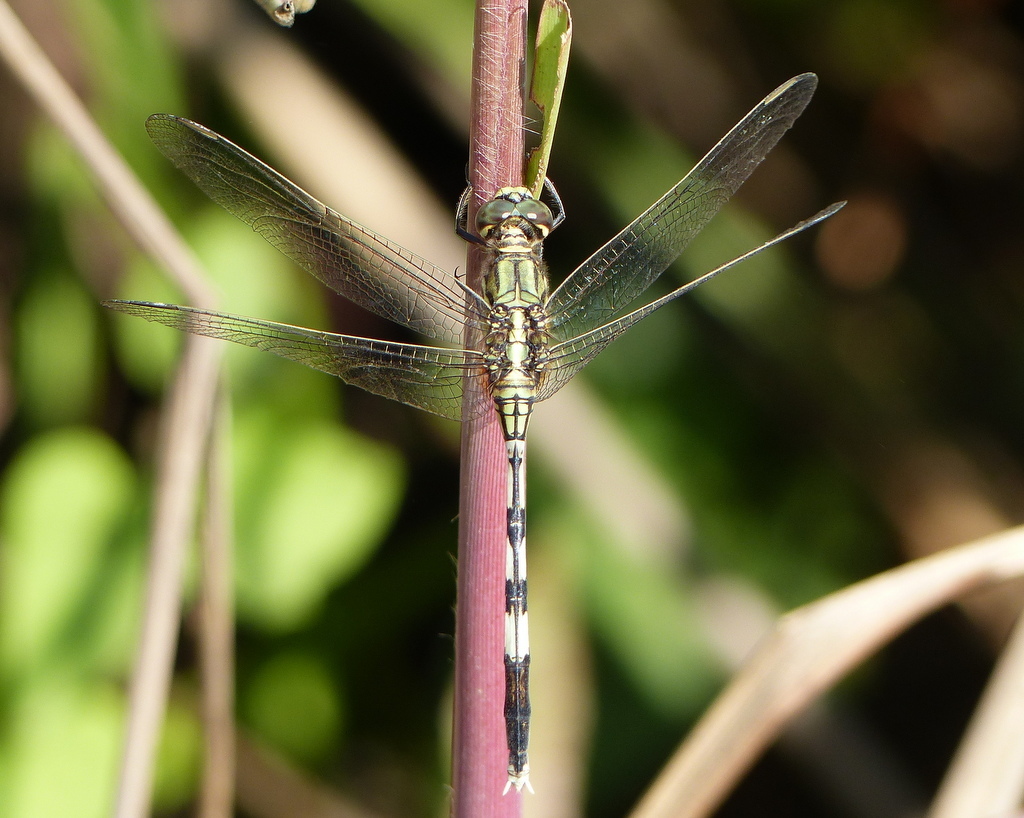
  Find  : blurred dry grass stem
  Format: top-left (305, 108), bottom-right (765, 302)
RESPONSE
top-left (115, 337), bottom-right (222, 818)
top-left (235, 732), bottom-right (385, 818)
top-left (216, 23), bottom-right (464, 277)
top-left (0, 3), bottom-right (230, 817)
top-left (632, 525), bottom-right (1024, 818)
top-left (928, 606), bottom-right (1024, 818)
top-left (197, 399), bottom-right (236, 818)
top-left (0, 0), bottom-right (216, 307)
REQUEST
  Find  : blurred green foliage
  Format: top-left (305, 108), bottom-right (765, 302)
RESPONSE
top-left (243, 650), bottom-right (342, 763)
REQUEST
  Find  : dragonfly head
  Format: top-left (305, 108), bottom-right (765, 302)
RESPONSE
top-left (477, 187), bottom-right (554, 240)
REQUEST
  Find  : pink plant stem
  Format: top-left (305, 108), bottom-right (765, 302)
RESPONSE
top-left (451, 0), bottom-right (528, 815)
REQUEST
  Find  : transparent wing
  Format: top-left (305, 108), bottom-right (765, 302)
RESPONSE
top-left (108, 300), bottom-right (485, 421)
top-left (546, 73), bottom-right (818, 341)
top-left (146, 115), bottom-right (484, 346)
top-left (536, 202), bottom-right (843, 401)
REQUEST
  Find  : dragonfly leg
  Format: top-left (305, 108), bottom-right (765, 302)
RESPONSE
top-left (541, 177), bottom-right (566, 231)
top-left (455, 185), bottom-right (486, 245)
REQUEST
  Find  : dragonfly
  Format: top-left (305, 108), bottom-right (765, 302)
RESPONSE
top-left (106, 72), bottom-right (841, 794)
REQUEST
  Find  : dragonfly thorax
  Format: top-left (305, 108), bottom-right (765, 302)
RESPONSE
top-left (477, 189), bottom-right (555, 441)
top-left (485, 305), bottom-right (550, 366)
top-left (478, 188), bottom-right (553, 306)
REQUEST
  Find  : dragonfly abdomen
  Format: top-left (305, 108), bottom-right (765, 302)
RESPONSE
top-left (503, 656), bottom-right (531, 792)
top-left (490, 331), bottom-right (535, 792)
top-left (502, 436), bottom-right (531, 793)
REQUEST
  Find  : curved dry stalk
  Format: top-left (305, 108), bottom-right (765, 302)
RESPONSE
top-left (928, 605), bottom-right (1024, 818)
top-left (0, 5), bottom-right (228, 818)
top-left (631, 526), bottom-right (1024, 818)
top-left (451, 0), bottom-right (529, 814)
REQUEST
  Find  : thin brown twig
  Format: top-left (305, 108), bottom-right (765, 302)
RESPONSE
top-left (197, 396), bottom-right (235, 818)
top-left (235, 732), bottom-right (387, 818)
top-left (0, 1), bottom-right (216, 307)
top-left (115, 337), bottom-right (221, 818)
top-left (451, 0), bottom-right (529, 814)
top-left (0, 4), bottom-right (226, 817)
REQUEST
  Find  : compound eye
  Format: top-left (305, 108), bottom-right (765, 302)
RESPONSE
top-left (476, 198), bottom-right (517, 234)
top-left (520, 201), bottom-right (554, 232)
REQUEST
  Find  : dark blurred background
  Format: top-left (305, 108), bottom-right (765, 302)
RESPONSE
top-left (1, 0), bottom-right (1023, 816)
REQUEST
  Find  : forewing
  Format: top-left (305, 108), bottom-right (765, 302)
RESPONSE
top-left (108, 301), bottom-right (483, 421)
top-left (536, 200), bottom-right (843, 402)
top-left (545, 73), bottom-right (818, 341)
top-left (146, 115), bottom-right (482, 345)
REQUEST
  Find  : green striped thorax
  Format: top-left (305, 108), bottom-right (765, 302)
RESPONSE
top-left (476, 187), bottom-right (554, 307)
top-left (476, 186), bottom-right (557, 441)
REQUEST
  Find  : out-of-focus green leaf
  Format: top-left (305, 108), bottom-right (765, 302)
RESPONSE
top-left (244, 650), bottom-right (342, 763)
top-left (25, 124), bottom-right (96, 208)
top-left (568, 517), bottom-right (719, 716)
top-left (698, 457), bottom-right (881, 610)
top-left (3, 678), bottom-right (122, 818)
top-left (65, 0), bottom-right (182, 163)
top-left (14, 271), bottom-right (101, 426)
top-left (234, 407), bottom-right (404, 631)
top-left (526, 0), bottom-right (572, 197)
top-left (0, 428), bottom-right (135, 675)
